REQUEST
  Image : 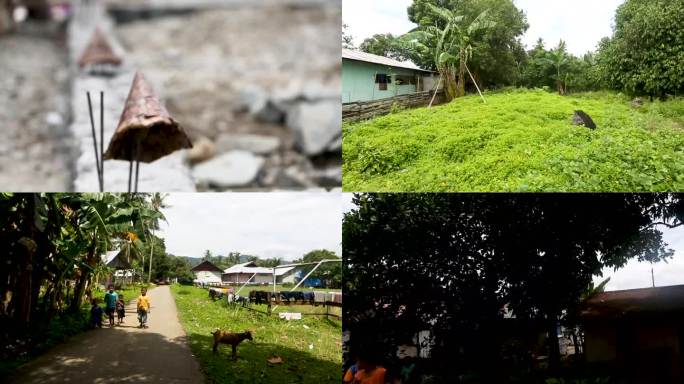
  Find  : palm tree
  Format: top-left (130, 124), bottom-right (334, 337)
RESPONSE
top-left (145, 193), bottom-right (168, 283)
top-left (403, 4), bottom-right (496, 100)
top-left (542, 40), bottom-right (569, 95)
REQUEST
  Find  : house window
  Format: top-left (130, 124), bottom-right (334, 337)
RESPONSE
top-left (395, 75), bottom-right (417, 85)
top-left (375, 73), bottom-right (391, 90)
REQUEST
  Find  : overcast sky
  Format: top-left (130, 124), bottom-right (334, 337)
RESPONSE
top-left (158, 193), bottom-right (342, 261)
top-left (343, 193), bottom-right (684, 292)
top-left (342, 0), bottom-right (624, 56)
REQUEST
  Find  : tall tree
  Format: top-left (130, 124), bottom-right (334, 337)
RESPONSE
top-left (359, 34), bottom-right (405, 60)
top-left (342, 23), bottom-right (355, 49)
top-left (406, 0), bottom-right (528, 89)
top-left (344, 193), bottom-right (680, 379)
top-left (542, 40), bottom-right (569, 94)
top-left (403, 4), bottom-right (496, 99)
top-left (596, 0), bottom-right (684, 97)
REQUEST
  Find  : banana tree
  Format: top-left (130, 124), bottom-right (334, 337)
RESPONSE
top-left (403, 4), bottom-right (496, 101)
top-left (542, 40), bottom-right (569, 95)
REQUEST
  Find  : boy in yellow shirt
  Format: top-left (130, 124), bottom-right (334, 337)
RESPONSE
top-left (137, 287), bottom-right (151, 328)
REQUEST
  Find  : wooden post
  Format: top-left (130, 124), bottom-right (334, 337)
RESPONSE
top-left (428, 76), bottom-right (443, 109)
top-left (465, 63), bottom-right (486, 104)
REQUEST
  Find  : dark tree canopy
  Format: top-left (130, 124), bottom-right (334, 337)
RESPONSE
top-left (595, 0), bottom-right (684, 96)
top-left (343, 193), bottom-right (683, 380)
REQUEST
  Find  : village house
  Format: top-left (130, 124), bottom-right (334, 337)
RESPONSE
top-left (101, 249), bottom-right (135, 285)
top-left (222, 261), bottom-right (297, 285)
top-left (580, 284), bottom-right (684, 383)
top-left (342, 48), bottom-right (437, 103)
top-left (191, 260), bottom-right (223, 285)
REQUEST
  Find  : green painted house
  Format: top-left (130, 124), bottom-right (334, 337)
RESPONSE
top-left (342, 49), bottom-right (437, 103)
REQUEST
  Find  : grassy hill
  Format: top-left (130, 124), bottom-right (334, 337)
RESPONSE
top-left (343, 89), bottom-right (684, 192)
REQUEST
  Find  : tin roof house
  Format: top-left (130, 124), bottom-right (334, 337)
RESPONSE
top-left (580, 284), bottom-right (684, 383)
top-left (342, 49), bottom-right (437, 103)
top-left (191, 260), bottom-right (223, 285)
top-left (222, 261), bottom-right (297, 284)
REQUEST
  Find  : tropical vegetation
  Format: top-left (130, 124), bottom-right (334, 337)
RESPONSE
top-left (0, 193), bottom-right (174, 375)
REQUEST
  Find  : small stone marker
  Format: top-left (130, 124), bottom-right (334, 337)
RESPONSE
top-left (571, 110), bottom-right (596, 130)
top-left (267, 356), bottom-right (284, 364)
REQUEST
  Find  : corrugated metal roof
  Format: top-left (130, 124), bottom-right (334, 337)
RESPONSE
top-left (579, 284), bottom-right (684, 320)
top-left (342, 48), bottom-right (433, 73)
top-left (191, 260), bottom-right (223, 273)
top-left (223, 261), bottom-right (295, 276)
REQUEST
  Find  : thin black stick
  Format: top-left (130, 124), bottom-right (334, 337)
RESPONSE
top-left (133, 137), bottom-right (141, 193)
top-left (86, 92), bottom-right (102, 190)
top-left (99, 91), bottom-right (104, 192)
top-left (128, 160), bottom-right (133, 193)
top-left (134, 160), bottom-right (140, 193)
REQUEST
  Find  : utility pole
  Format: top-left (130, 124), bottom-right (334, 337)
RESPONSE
top-left (651, 266), bottom-right (655, 288)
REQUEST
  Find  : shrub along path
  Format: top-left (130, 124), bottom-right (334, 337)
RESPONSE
top-left (7, 286), bottom-right (205, 384)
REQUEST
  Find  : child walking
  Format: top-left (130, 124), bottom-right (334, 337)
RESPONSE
top-left (104, 284), bottom-right (118, 327)
top-left (90, 298), bottom-right (103, 328)
top-left (116, 294), bottom-right (126, 325)
top-left (137, 287), bottom-right (151, 328)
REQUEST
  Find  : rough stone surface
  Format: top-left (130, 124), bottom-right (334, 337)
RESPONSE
top-left (185, 136), bottom-right (216, 164)
top-left (571, 110), bottom-right (597, 130)
top-left (191, 150), bottom-right (264, 189)
top-left (238, 86), bottom-right (285, 123)
top-left (0, 22), bottom-right (74, 191)
top-left (215, 133), bottom-right (281, 155)
top-left (116, 2), bottom-right (341, 189)
top-left (287, 100), bottom-right (342, 156)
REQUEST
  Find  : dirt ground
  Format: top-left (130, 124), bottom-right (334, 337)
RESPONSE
top-left (114, 4), bottom-right (341, 189)
top-left (0, 22), bottom-right (75, 191)
top-left (7, 286), bottom-right (205, 384)
top-left (115, 5), bottom-right (340, 139)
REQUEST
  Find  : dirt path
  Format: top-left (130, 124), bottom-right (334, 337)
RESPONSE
top-left (7, 286), bottom-right (205, 383)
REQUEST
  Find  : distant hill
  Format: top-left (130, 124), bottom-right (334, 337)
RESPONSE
top-left (174, 256), bottom-right (202, 267)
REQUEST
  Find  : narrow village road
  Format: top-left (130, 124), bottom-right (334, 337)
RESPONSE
top-left (8, 286), bottom-right (205, 383)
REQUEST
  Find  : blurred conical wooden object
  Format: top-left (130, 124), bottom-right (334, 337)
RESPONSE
top-left (78, 28), bottom-right (122, 68)
top-left (104, 71), bottom-right (193, 163)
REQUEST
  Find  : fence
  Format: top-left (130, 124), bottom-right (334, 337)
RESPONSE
top-left (342, 90), bottom-right (446, 123)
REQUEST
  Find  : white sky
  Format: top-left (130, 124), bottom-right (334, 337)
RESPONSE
top-left (342, 0), bottom-right (624, 56)
top-left (158, 193), bottom-right (342, 261)
top-left (343, 194), bottom-right (684, 291)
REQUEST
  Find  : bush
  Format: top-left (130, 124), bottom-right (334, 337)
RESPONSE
top-left (343, 89), bottom-right (684, 192)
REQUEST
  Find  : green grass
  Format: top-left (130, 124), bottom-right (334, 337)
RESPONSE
top-left (171, 284), bottom-right (342, 384)
top-left (343, 89), bottom-right (684, 192)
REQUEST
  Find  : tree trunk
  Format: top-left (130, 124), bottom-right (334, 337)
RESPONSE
top-left (148, 237), bottom-right (154, 283)
top-left (25, 0), bottom-right (51, 20)
top-left (0, 0), bottom-right (14, 35)
top-left (15, 241), bottom-right (34, 326)
top-left (457, 50), bottom-right (466, 98)
top-left (547, 317), bottom-right (561, 371)
top-left (70, 233), bottom-right (97, 313)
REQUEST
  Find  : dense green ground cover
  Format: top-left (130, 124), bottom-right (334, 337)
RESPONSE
top-left (343, 89), bottom-right (684, 191)
top-left (171, 284), bottom-right (342, 384)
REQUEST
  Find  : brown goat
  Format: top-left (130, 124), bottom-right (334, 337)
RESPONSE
top-left (212, 329), bottom-right (253, 360)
